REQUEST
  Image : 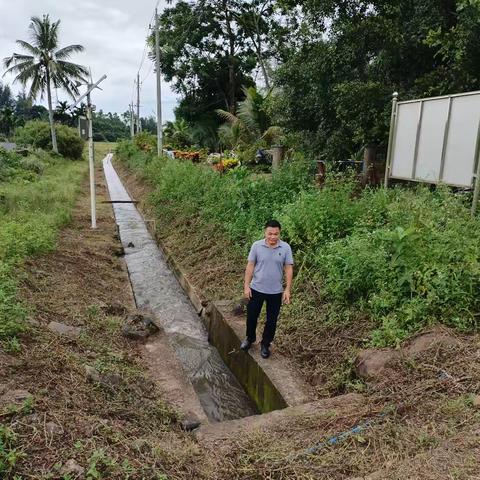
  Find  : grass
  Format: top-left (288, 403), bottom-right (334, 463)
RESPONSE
top-left (0, 149), bottom-right (87, 347)
top-left (115, 140), bottom-right (480, 395)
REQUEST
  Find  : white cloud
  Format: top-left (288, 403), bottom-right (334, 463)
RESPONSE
top-left (0, 0), bottom-right (178, 121)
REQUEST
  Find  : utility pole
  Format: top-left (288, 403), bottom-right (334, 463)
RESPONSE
top-left (155, 8), bottom-right (163, 156)
top-left (136, 73), bottom-right (141, 134)
top-left (70, 74), bottom-right (107, 229)
top-left (86, 90), bottom-right (96, 228)
top-left (129, 103), bottom-right (134, 138)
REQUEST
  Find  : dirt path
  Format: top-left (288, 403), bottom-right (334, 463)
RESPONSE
top-left (0, 160), bottom-right (204, 479)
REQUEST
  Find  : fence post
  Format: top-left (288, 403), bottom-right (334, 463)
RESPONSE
top-left (384, 92), bottom-right (399, 188)
top-left (271, 145), bottom-right (285, 171)
top-left (362, 145), bottom-right (377, 186)
top-left (471, 119), bottom-right (480, 216)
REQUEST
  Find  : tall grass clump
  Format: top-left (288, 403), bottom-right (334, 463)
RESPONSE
top-left (0, 149), bottom-right (86, 347)
top-left (117, 141), bottom-right (480, 345)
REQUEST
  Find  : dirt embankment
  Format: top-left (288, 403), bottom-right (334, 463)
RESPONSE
top-left (115, 159), bottom-right (480, 479)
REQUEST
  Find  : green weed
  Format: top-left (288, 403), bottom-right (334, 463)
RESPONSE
top-left (0, 152), bottom-right (86, 347)
top-left (117, 142), bottom-right (480, 345)
top-left (0, 425), bottom-right (24, 476)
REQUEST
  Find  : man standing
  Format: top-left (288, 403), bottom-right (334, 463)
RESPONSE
top-left (241, 220), bottom-right (294, 358)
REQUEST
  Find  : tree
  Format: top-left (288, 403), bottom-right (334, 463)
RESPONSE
top-left (0, 106), bottom-right (16, 137)
top-left (3, 15), bottom-right (88, 153)
top-left (0, 82), bottom-right (14, 110)
top-left (53, 100), bottom-right (73, 125)
top-left (216, 86), bottom-right (281, 148)
top-left (163, 119), bottom-right (192, 148)
top-left (272, 0), bottom-right (480, 161)
top-left (152, 1), bottom-right (258, 131)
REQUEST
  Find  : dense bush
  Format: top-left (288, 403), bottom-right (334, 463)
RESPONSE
top-left (0, 148), bottom-right (45, 182)
top-left (117, 141), bottom-right (480, 345)
top-left (133, 132), bottom-right (157, 153)
top-left (15, 121), bottom-right (85, 159)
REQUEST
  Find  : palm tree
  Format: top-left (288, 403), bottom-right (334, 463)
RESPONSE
top-left (163, 119), bottom-right (192, 148)
top-left (3, 15), bottom-right (88, 153)
top-left (216, 86), bottom-right (283, 149)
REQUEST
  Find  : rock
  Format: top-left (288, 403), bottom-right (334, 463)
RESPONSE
top-left (0, 349), bottom-right (22, 368)
top-left (404, 329), bottom-right (459, 357)
top-left (60, 459), bottom-right (85, 478)
top-left (355, 348), bottom-right (400, 379)
top-left (180, 412), bottom-right (201, 431)
top-left (122, 313), bottom-right (159, 339)
top-left (85, 365), bottom-right (102, 383)
top-left (85, 365), bottom-right (122, 389)
top-left (0, 389), bottom-right (32, 407)
top-left (472, 395), bottom-right (480, 408)
top-left (127, 241), bottom-right (135, 248)
top-left (231, 298), bottom-right (249, 316)
top-left (45, 421), bottom-right (63, 435)
top-left (48, 321), bottom-right (82, 340)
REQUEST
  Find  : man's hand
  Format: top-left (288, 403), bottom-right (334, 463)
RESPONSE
top-left (244, 286), bottom-right (252, 299)
top-left (282, 289), bottom-right (291, 304)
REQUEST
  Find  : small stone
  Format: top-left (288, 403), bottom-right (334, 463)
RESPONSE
top-left (0, 349), bottom-right (22, 368)
top-left (404, 328), bottom-right (459, 357)
top-left (122, 313), bottom-right (159, 339)
top-left (231, 298), bottom-right (249, 316)
top-left (84, 365), bottom-right (122, 389)
top-left (0, 389), bottom-right (32, 408)
top-left (45, 421), bottom-right (63, 435)
top-left (355, 348), bottom-right (400, 379)
top-left (84, 365), bottom-right (102, 383)
top-left (48, 321), bottom-right (82, 339)
top-left (60, 459), bottom-right (85, 478)
top-left (127, 242), bottom-right (135, 248)
top-left (181, 412), bottom-right (201, 431)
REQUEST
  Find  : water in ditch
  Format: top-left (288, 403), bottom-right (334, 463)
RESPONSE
top-left (103, 155), bottom-right (258, 421)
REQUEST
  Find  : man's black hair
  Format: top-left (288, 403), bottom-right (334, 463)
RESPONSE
top-left (265, 219), bottom-right (281, 230)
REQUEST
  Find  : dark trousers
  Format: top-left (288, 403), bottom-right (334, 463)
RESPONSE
top-left (246, 289), bottom-right (282, 347)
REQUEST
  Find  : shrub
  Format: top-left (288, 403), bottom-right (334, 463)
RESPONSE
top-left (15, 121), bottom-right (85, 159)
top-left (117, 140), bottom-right (480, 345)
top-left (133, 132), bottom-right (157, 153)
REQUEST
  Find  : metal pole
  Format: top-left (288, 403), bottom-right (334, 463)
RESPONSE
top-left (384, 92), bottom-right (398, 188)
top-left (130, 103), bottom-right (134, 138)
top-left (155, 8), bottom-right (163, 156)
top-left (87, 91), bottom-right (96, 229)
top-left (136, 73), bottom-right (141, 134)
top-left (471, 119), bottom-right (480, 216)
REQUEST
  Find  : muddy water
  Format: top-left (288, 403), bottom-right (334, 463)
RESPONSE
top-left (103, 155), bottom-right (257, 421)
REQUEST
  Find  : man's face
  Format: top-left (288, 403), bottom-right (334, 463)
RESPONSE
top-left (265, 227), bottom-right (280, 246)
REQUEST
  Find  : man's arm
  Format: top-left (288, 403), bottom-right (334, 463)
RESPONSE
top-left (283, 264), bottom-right (293, 304)
top-left (244, 261), bottom-right (255, 299)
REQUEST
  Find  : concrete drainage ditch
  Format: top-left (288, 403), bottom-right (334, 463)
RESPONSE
top-left (103, 154), bottom-right (323, 434)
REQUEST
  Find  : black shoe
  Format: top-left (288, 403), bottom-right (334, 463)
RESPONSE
top-left (260, 343), bottom-right (270, 359)
top-left (240, 339), bottom-right (253, 351)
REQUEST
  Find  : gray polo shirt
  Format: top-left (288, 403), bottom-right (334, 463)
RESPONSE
top-left (247, 239), bottom-right (294, 294)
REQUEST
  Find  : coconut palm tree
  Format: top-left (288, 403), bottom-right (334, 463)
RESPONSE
top-left (3, 15), bottom-right (88, 153)
top-left (216, 86), bottom-right (283, 149)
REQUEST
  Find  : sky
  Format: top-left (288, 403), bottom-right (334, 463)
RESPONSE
top-left (0, 0), bottom-right (179, 122)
